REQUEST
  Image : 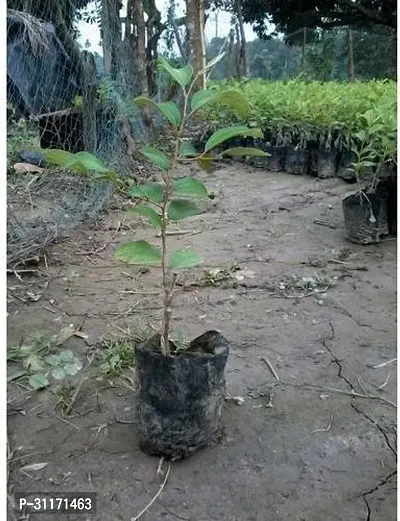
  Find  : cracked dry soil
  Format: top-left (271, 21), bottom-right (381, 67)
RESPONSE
top-left (7, 163), bottom-right (397, 521)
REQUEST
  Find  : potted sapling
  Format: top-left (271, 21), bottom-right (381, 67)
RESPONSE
top-left (117, 58), bottom-right (268, 459)
top-left (40, 56), bottom-right (268, 460)
top-left (342, 140), bottom-right (386, 243)
top-left (315, 128), bottom-right (338, 179)
top-left (342, 106), bottom-right (396, 244)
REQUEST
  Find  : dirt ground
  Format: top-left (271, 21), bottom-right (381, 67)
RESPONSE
top-left (7, 162), bottom-right (397, 521)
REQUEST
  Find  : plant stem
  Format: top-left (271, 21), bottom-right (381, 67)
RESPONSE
top-left (160, 89), bottom-right (190, 355)
top-left (160, 188), bottom-right (170, 356)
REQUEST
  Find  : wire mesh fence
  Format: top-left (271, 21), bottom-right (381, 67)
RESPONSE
top-left (6, 5), bottom-right (151, 266)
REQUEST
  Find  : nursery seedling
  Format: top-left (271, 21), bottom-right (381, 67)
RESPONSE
top-left (41, 56), bottom-right (269, 356)
top-left (201, 79), bottom-right (396, 171)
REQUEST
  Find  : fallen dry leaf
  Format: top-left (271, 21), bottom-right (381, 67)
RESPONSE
top-left (20, 462), bottom-right (48, 472)
top-left (73, 331), bottom-right (89, 340)
top-left (54, 324), bottom-right (76, 346)
top-left (235, 269), bottom-right (255, 281)
top-left (25, 291), bottom-right (42, 302)
top-left (13, 163), bottom-right (44, 174)
top-left (225, 396), bottom-right (245, 406)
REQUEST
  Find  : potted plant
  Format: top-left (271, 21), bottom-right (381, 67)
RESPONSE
top-left (342, 110), bottom-right (396, 244)
top-left (40, 57), bottom-right (268, 460)
top-left (341, 139), bottom-right (385, 244)
top-left (314, 127), bottom-right (339, 179)
top-left (284, 138), bottom-right (310, 175)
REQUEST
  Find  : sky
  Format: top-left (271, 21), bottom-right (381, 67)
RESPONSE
top-left (77, 0), bottom-right (258, 55)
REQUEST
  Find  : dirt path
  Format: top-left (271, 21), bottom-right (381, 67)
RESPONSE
top-left (7, 163), bottom-right (397, 521)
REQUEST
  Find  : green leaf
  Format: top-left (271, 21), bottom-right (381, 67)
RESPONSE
top-left (158, 102), bottom-right (181, 126)
top-left (129, 205), bottom-right (162, 228)
top-left (23, 354), bottom-right (44, 372)
top-left (45, 354), bottom-right (61, 367)
top-left (221, 147), bottom-right (271, 157)
top-left (157, 57), bottom-right (193, 88)
top-left (115, 240), bottom-right (162, 265)
top-left (94, 170), bottom-right (119, 183)
top-left (140, 146), bottom-right (169, 171)
top-left (179, 142), bottom-right (197, 157)
top-left (64, 360), bottom-right (83, 376)
top-left (133, 95), bottom-right (156, 109)
top-left (59, 350), bottom-right (74, 362)
top-left (128, 182), bottom-right (164, 203)
top-left (215, 90), bottom-right (250, 118)
top-left (51, 367), bottom-right (66, 380)
top-left (190, 90), bottom-right (249, 118)
top-left (134, 97), bottom-right (181, 126)
top-left (40, 149), bottom-right (74, 166)
top-left (7, 348), bottom-right (22, 361)
top-left (40, 149), bottom-right (111, 175)
top-left (205, 126), bottom-right (263, 153)
top-left (168, 200), bottom-right (201, 221)
top-left (361, 161), bottom-right (377, 167)
top-left (7, 370), bottom-right (28, 382)
top-left (28, 373), bottom-right (49, 389)
top-left (169, 248), bottom-right (203, 268)
top-left (190, 90), bottom-right (219, 113)
top-left (196, 156), bottom-right (213, 171)
top-left (172, 177), bottom-right (208, 197)
top-left (63, 151), bottom-right (110, 174)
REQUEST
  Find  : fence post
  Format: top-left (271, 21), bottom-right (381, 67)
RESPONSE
top-left (82, 51), bottom-right (97, 153)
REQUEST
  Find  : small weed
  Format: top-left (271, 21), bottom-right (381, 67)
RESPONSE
top-left (100, 339), bottom-right (134, 379)
top-left (274, 270), bottom-right (338, 297)
top-left (203, 263), bottom-right (241, 286)
top-left (169, 327), bottom-right (189, 352)
top-left (7, 331), bottom-right (83, 390)
top-left (54, 384), bottom-right (75, 412)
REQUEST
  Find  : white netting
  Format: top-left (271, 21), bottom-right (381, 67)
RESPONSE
top-left (6, 4), bottom-right (150, 266)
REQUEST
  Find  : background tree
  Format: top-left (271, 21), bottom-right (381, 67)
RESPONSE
top-left (129, 0), bottom-right (153, 129)
top-left (234, 0), bottom-right (397, 40)
top-left (204, 26), bottom-right (396, 82)
top-left (234, 0), bottom-right (247, 77)
top-left (144, 0), bottom-right (164, 95)
top-left (186, 0), bottom-right (206, 89)
top-left (100, 0), bottom-right (122, 80)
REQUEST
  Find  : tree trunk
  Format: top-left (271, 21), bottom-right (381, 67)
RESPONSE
top-left (284, 45), bottom-right (289, 78)
top-left (347, 27), bottom-right (355, 82)
top-left (101, 0), bottom-right (122, 80)
top-left (227, 28), bottom-right (235, 78)
top-left (186, 0), bottom-right (206, 90)
top-left (234, 22), bottom-right (241, 78)
top-left (121, 11), bottom-right (136, 94)
top-left (214, 11), bottom-right (219, 40)
top-left (172, 17), bottom-right (187, 61)
top-left (131, 0), bottom-right (153, 130)
top-left (144, 0), bottom-right (164, 97)
top-left (82, 51), bottom-right (97, 153)
top-left (235, 0), bottom-right (247, 76)
top-left (301, 26), bottom-right (307, 71)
